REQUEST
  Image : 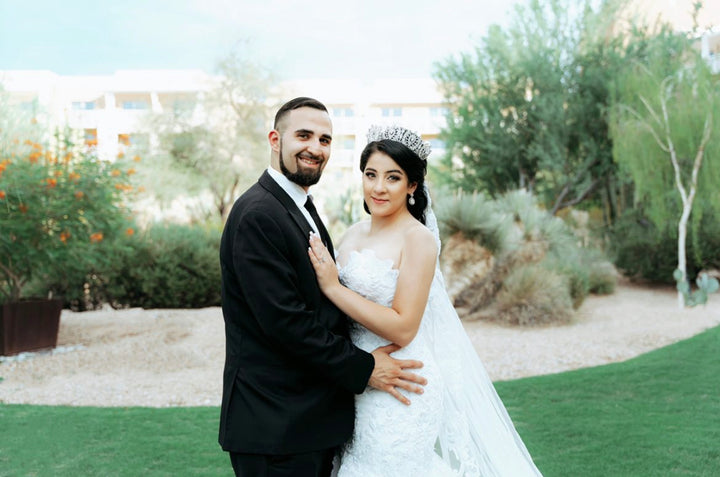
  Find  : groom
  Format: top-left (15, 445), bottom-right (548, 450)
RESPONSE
top-left (219, 97), bottom-right (426, 477)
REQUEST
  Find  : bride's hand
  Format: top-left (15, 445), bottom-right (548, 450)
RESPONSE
top-left (308, 232), bottom-right (340, 292)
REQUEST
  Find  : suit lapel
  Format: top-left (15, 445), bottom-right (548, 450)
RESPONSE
top-left (258, 172), bottom-right (336, 260)
top-left (259, 171), bottom-right (313, 237)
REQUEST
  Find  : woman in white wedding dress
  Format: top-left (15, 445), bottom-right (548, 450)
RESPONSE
top-left (308, 125), bottom-right (543, 477)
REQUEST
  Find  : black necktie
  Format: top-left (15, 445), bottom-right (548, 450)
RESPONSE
top-left (304, 196), bottom-right (334, 258)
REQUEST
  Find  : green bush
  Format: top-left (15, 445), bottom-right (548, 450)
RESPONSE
top-left (112, 223), bottom-right (222, 309)
top-left (610, 209), bottom-right (720, 284)
top-left (43, 223), bottom-right (221, 309)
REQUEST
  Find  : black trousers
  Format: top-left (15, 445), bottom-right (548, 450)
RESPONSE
top-left (230, 448), bottom-right (335, 477)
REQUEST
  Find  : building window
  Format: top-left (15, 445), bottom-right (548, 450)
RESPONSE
top-left (333, 107), bottom-right (354, 117)
top-left (72, 101), bottom-right (95, 110)
top-left (343, 137), bottom-right (355, 149)
top-left (381, 107), bottom-right (402, 117)
top-left (429, 138), bottom-right (445, 151)
top-left (85, 129), bottom-right (98, 147)
top-left (430, 107), bottom-right (448, 117)
top-left (122, 101), bottom-right (149, 110)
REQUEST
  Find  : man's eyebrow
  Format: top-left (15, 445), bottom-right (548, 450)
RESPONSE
top-left (294, 129), bottom-right (332, 141)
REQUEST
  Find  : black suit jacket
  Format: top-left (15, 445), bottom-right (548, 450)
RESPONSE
top-left (218, 171), bottom-right (374, 455)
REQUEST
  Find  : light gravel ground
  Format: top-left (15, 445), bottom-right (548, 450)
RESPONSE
top-left (1, 281), bottom-right (718, 407)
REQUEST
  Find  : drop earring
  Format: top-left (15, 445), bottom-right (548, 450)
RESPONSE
top-left (408, 193), bottom-right (416, 206)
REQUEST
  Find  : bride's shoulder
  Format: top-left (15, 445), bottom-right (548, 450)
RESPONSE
top-left (402, 222), bottom-right (437, 256)
top-left (338, 220), bottom-right (371, 246)
top-left (346, 219), bottom-right (371, 237)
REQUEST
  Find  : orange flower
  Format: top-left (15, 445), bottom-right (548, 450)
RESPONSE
top-left (69, 172), bottom-right (81, 181)
top-left (118, 134), bottom-right (130, 146)
top-left (86, 139), bottom-right (98, 147)
top-left (32, 142), bottom-right (42, 150)
top-left (30, 117), bottom-right (37, 124)
top-left (114, 183), bottom-right (133, 192)
top-left (23, 139), bottom-right (33, 146)
top-left (74, 191), bottom-right (84, 199)
top-left (125, 227), bottom-right (135, 236)
top-left (44, 178), bottom-right (57, 188)
top-left (19, 204), bottom-right (28, 213)
top-left (137, 186), bottom-right (146, 193)
top-left (111, 169), bottom-right (121, 177)
top-left (127, 168), bottom-right (136, 175)
top-left (0, 191), bottom-right (5, 200)
top-left (90, 232), bottom-right (104, 243)
top-left (117, 151), bottom-right (125, 159)
top-left (54, 170), bottom-right (63, 177)
top-left (63, 153), bottom-right (73, 164)
top-left (28, 151), bottom-right (41, 163)
top-left (46, 151), bottom-right (57, 164)
top-left (133, 155), bottom-right (142, 162)
top-left (60, 231), bottom-right (71, 243)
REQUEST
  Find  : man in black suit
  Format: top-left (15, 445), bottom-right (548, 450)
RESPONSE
top-left (219, 97), bottom-right (426, 477)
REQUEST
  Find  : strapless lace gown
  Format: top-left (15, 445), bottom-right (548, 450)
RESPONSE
top-left (334, 248), bottom-right (543, 477)
top-left (335, 249), bottom-right (454, 477)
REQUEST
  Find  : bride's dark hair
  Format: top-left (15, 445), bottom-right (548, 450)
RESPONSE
top-left (359, 139), bottom-right (428, 224)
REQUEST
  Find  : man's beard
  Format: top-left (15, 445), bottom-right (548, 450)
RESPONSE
top-left (279, 149), bottom-right (323, 187)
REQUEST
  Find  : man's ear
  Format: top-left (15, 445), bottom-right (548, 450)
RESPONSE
top-left (268, 130), bottom-right (280, 152)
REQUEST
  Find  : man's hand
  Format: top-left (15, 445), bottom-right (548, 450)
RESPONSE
top-left (369, 344), bottom-right (426, 405)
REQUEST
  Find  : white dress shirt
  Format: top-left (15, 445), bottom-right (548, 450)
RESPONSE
top-left (266, 167), bottom-right (320, 234)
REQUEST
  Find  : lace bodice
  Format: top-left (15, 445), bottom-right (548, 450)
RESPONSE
top-left (333, 248), bottom-right (542, 477)
top-left (335, 249), bottom-right (452, 477)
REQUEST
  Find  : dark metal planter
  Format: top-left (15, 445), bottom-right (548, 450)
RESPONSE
top-left (0, 298), bottom-right (63, 356)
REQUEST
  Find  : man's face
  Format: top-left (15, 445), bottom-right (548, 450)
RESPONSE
top-left (271, 107), bottom-right (333, 189)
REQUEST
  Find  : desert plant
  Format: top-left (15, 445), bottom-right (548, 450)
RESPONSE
top-left (487, 264), bottom-right (573, 326)
top-left (0, 129), bottom-right (137, 303)
top-left (434, 189), bottom-right (513, 254)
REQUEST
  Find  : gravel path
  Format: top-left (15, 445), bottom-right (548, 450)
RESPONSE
top-left (1, 281), bottom-right (718, 407)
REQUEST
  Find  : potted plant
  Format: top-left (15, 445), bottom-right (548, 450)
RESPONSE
top-left (0, 129), bottom-right (136, 355)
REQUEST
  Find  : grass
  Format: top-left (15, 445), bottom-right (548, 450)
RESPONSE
top-left (496, 324), bottom-right (720, 476)
top-left (1, 325), bottom-right (718, 476)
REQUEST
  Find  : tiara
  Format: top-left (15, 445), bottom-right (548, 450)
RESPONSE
top-left (366, 125), bottom-right (432, 161)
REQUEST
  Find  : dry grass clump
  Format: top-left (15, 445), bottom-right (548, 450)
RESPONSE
top-left (479, 264), bottom-right (574, 325)
top-left (437, 188), bottom-right (617, 326)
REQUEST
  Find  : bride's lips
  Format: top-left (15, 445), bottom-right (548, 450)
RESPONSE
top-left (371, 197), bottom-right (388, 205)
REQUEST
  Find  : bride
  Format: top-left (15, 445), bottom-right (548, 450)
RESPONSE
top-left (308, 125), bottom-right (543, 476)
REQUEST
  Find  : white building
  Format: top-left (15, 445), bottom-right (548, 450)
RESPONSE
top-left (0, 69), bottom-right (448, 221)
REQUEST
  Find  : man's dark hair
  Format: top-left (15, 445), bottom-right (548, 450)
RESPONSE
top-left (273, 97), bottom-right (328, 130)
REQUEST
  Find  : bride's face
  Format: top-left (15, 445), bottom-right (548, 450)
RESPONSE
top-left (362, 151), bottom-right (417, 217)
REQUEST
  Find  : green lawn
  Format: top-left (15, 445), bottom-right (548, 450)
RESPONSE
top-left (1, 325), bottom-right (718, 477)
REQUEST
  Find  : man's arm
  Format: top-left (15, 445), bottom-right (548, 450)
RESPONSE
top-left (234, 208), bottom-right (373, 393)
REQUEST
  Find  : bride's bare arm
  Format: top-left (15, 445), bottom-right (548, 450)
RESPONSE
top-left (308, 226), bottom-right (437, 347)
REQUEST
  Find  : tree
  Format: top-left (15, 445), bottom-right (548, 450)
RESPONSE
top-left (610, 26), bottom-right (720, 306)
top-left (146, 49), bottom-right (276, 221)
top-left (433, 0), bottom-right (625, 217)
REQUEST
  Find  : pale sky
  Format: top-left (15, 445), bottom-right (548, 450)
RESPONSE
top-left (0, 0), bottom-right (520, 80)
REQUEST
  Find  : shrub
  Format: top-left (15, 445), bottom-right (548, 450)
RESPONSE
top-left (0, 128), bottom-right (137, 303)
top-left (489, 264), bottom-right (573, 326)
top-left (434, 189), bottom-right (513, 255)
top-left (41, 223), bottom-right (221, 310)
top-left (110, 223), bottom-right (222, 309)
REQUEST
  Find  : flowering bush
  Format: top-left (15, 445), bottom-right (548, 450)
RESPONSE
top-left (0, 130), bottom-right (137, 303)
